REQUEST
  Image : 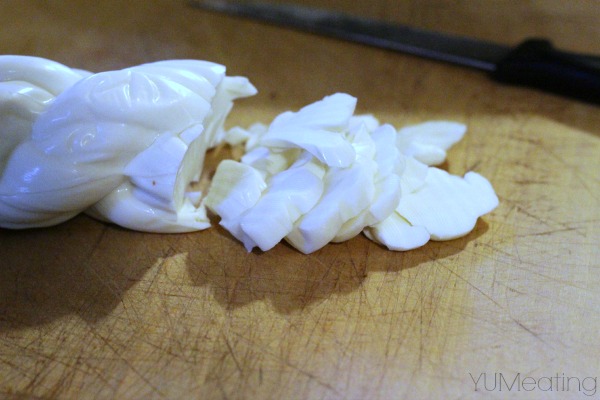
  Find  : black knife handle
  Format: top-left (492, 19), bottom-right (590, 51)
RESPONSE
top-left (492, 39), bottom-right (600, 104)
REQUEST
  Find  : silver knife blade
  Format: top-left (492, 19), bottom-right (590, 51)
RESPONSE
top-left (189, 0), bottom-right (511, 72)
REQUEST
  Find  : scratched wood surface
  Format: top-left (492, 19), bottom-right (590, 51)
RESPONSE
top-left (1, 1), bottom-right (599, 399)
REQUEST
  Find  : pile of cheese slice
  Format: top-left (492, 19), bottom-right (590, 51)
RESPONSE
top-left (206, 93), bottom-right (498, 253)
top-left (0, 56), bottom-right (498, 253)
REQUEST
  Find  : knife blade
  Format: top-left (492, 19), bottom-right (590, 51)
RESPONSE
top-left (189, 0), bottom-right (600, 104)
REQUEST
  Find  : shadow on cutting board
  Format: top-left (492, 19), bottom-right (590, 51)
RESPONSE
top-left (0, 212), bottom-right (488, 330)
top-left (184, 219), bottom-right (489, 313)
top-left (0, 217), bottom-right (158, 331)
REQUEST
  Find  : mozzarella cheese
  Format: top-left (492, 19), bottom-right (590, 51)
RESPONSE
top-left (0, 56), bottom-right (256, 231)
top-left (206, 93), bottom-right (498, 253)
top-left (1, 56), bottom-right (498, 254)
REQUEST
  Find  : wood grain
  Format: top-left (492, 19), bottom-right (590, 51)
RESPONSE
top-left (1, 1), bottom-right (599, 399)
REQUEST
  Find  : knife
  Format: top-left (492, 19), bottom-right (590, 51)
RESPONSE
top-left (189, 0), bottom-right (600, 104)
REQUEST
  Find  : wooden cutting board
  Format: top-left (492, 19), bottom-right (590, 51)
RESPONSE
top-left (1, 1), bottom-right (599, 399)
